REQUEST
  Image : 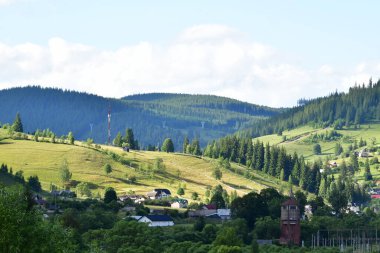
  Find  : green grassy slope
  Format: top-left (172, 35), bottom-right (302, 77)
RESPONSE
top-left (0, 129), bottom-right (298, 200)
top-left (255, 123), bottom-right (380, 182)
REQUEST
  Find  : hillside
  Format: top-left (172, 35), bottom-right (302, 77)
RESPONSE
top-left (254, 123), bottom-right (380, 187)
top-left (241, 80), bottom-right (380, 138)
top-left (0, 129), bottom-right (295, 199)
top-left (0, 86), bottom-right (282, 150)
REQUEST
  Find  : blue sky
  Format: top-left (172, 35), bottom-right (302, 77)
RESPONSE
top-left (0, 0), bottom-right (379, 107)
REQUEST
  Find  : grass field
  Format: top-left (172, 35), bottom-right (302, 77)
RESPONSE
top-left (255, 123), bottom-right (380, 184)
top-left (255, 123), bottom-right (380, 161)
top-left (0, 129), bottom-right (302, 201)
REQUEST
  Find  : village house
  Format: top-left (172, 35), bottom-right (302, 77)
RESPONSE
top-left (171, 198), bottom-right (188, 208)
top-left (147, 189), bottom-right (171, 199)
top-left (328, 161), bottom-right (338, 168)
top-left (358, 148), bottom-right (370, 158)
top-left (216, 209), bottom-right (231, 220)
top-left (119, 194), bottom-right (146, 204)
top-left (138, 215), bottom-right (174, 227)
top-left (51, 190), bottom-right (76, 198)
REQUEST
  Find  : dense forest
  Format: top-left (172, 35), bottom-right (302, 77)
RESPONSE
top-left (203, 136), bottom-right (370, 212)
top-left (0, 86), bottom-right (282, 150)
top-left (240, 79), bottom-right (380, 137)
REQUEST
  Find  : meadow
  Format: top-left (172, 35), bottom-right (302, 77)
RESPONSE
top-left (0, 129), bottom-right (298, 201)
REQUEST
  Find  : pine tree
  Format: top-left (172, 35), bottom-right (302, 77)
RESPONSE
top-left (113, 132), bottom-right (123, 147)
top-left (364, 158), bottom-right (373, 181)
top-left (183, 136), bottom-right (189, 153)
top-left (263, 143), bottom-right (270, 174)
top-left (318, 177), bottom-right (327, 198)
top-left (280, 168), bottom-right (285, 181)
top-left (191, 139), bottom-right (201, 156)
top-left (161, 138), bottom-right (174, 153)
top-left (349, 153), bottom-right (359, 172)
top-left (125, 128), bottom-right (136, 149)
top-left (67, 131), bottom-right (74, 145)
top-left (12, 113), bottom-right (23, 133)
top-left (291, 161), bottom-right (300, 185)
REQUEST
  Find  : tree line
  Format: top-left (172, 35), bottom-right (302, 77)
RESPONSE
top-left (240, 79), bottom-right (380, 138)
top-left (203, 135), bottom-right (369, 212)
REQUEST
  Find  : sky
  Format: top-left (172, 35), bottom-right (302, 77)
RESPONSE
top-left (0, 0), bottom-right (379, 107)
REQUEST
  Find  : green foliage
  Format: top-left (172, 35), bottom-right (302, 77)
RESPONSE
top-left (68, 131), bottom-right (74, 145)
top-left (76, 182), bottom-right (92, 197)
top-left (59, 159), bottom-right (72, 186)
top-left (213, 166), bottom-right (223, 180)
top-left (253, 216), bottom-right (280, 239)
top-left (313, 143), bottom-right (322, 155)
top-left (12, 112), bottom-right (23, 132)
top-left (113, 132), bottom-right (123, 147)
top-left (0, 185), bottom-right (76, 252)
top-left (213, 227), bottom-right (243, 247)
top-left (193, 217), bottom-right (205, 232)
top-left (241, 80), bottom-right (380, 137)
top-left (104, 187), bottom-right (117, 204)
top-left (334, 143), bottom-right (343, 156)
top-left (161, 138), bottom-right (174, 152)
top-left (27, 175), bottom-right (42, 192)
top-left (191, 192), bottom-right (199, 200)
top-left (177, 187), bottom-right (185, 196)
top-left (104, 163), bottom-right (113, 174)
top-left (210, 185), bottom-right (226, 208)
top-left (153, 158), bottom-right (165, 173)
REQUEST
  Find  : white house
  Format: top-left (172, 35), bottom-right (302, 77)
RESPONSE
top-left (359, 149), bottom-right (370, 158)
top-left (138, 215), bottom-right (174, 227)
top-left (171, 198), bottom-right (188, 208)
top-left (217, 209), bottom-right (231, 220)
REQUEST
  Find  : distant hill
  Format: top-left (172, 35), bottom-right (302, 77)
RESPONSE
top-left (0, 86), bottom-right (282, 150)
top-left (241, 79), bottom-right (380, 137)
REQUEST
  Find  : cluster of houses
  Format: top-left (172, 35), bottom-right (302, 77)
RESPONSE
top-left (119, 188), bottom-right (232, 227)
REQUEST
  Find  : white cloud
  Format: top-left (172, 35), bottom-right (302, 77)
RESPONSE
top-left (0, 24), bottom-right (378, 107)
top-left (0, 0), bottom-right (25, 6)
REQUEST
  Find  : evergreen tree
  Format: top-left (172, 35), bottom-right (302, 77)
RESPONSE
top-left (125, 128), bottom-right (136, 149)
top-left (113, 132), bottom-right (123, 147)
top-left (291, 161), bottom-right (300, 185)
top-left (183, 136), bottom-right (189, 153)
top-left (318, 176), bottom-right (327, 198)
top-left (364, 158), bottom-right (373, 181)
top-left (177, 187), bottom-right (185, 196)
top-left (349, 153), bottom-right (359, 172)
top-left (161, 138), bottom-right (174, 152)
top-left (103, 163), bottom-right (112, 174)
top-left (67, 131), bottom-right (74, 145)
top-left (12, 112), bottom-right (23, 132)
top-left (334, 143), bottom-right (343, 156)
top-left (104, 187), bottom-right (117, 203)
top-left (340, 160), bottom-right (348, 178)
top-left (263, 143), bottom-right (270, 174)
top-left (213, 166), bottom-right (223, 180)
top-left (191, 139), bottom-right (201, 156)
top-left (313, 143), bottom-right (322, 155)
top-left (27, 176), bottom-right (42, 192)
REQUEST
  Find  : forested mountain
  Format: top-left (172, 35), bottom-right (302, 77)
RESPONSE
top-left (241, 79), bottom-right (380, 138)
top-left (0, 86), bottom-right (281, 149)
